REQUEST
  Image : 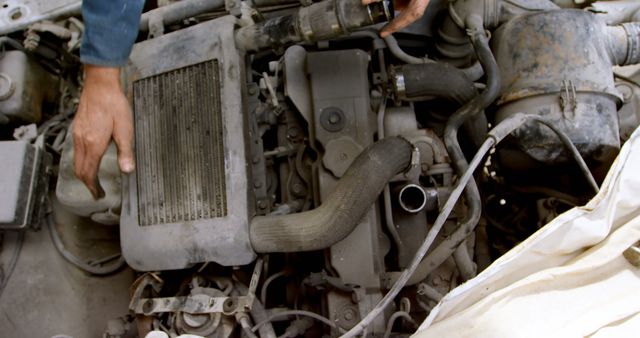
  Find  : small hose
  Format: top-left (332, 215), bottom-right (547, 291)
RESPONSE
top-left (383, 35), bottom-right (433, 64)
top-left (383, 311), bottom-right (417, 338)
top-left (432, 15), bottom-right (500, 284)
top-left (453, 244), bottom-right (476, 280)
top-left (418, 283), bottom-right (444, 302)
top-left (250, 137), bottom-right (413, 253)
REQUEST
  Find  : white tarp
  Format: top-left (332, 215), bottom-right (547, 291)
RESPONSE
top-left (413, 129), bottom-right (640, 337)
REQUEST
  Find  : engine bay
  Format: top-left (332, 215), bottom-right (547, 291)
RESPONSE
top-left (2, 0), bottom-right (640, 337)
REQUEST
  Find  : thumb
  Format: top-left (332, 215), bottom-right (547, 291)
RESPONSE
top-left (113, 119), bottom-right (135, 174)
top-left (117, 142), bottom-right (135, 174)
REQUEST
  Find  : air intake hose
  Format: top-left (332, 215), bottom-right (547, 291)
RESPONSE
top-left (250, 137), bottom-right (413, 253)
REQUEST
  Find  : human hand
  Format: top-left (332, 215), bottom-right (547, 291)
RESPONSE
top-left (72, 65), bottom-right (135, 199)
top-left (363, 0), bottom-right (430, 37)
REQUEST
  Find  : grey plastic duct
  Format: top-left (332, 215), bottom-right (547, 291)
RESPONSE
top-left (250, 137), bottom-right (413, 253)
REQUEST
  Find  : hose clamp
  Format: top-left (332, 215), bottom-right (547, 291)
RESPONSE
top-left (622, 23), bottom-right (640, 65)
top-left (392, 70), bottom-right (406, 99)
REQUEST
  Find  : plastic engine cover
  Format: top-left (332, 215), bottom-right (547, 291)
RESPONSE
top-left (121, 16), bottom-right (256, 271)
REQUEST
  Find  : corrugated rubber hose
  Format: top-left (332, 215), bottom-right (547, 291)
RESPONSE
top-left (250, 137), bottom-right (413, 253)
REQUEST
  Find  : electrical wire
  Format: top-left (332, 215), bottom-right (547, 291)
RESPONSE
top-left (340, 112), bottom-right (595, 337)
top-left (0, 231), bottom-right (25, 300)
top-left (526, 116), bottom-right (599, 193)
top-left (47, 212), bottom-right (126, 276)
top-left (251, 310), bottom-right (346, 334)
top-left (614, 72), bottom-right (640, 89)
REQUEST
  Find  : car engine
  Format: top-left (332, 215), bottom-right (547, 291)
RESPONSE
top-left (1, 0), bottom-right (640, 337)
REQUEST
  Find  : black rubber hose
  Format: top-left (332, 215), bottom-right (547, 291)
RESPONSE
top-left (396, 63), bottom-right (476, 103)
top-left (250, 137), bottom-right (413, 253)
top-left (387, 15), bottom-right (501, 286)
top-left (426, 15), bottom-right (499, 282)
top-left (394, 62), bottom-right (487, 147)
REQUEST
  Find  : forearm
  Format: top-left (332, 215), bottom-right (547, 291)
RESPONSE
top-left (81, 0), bottom-right (145, 67)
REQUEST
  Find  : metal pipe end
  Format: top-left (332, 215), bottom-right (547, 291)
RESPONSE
top-left (398, 184), bottom-right (427, 213)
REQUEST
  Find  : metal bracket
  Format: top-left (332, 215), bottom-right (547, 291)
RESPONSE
top-left (133, 294), bottom-right (254, 316)
top-left (130, 259), bottom-right (264, 316)
top-left (560, 80), bottom-right (578, 117)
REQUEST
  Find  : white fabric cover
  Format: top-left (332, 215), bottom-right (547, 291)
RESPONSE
top-left (413, 129), bottom-right (640, 338)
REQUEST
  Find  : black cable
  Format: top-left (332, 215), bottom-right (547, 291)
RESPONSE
top-left (0, 230), bottom-right (25, 299)
top-left (614, 72), bottom-right (640, 89)
top-left (47, 212), bottom-right (126, 276)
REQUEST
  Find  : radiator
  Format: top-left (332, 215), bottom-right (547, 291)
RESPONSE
top-left (133, 60), bottom-right (227, 226)
top-left (120, 16), bottom-right (256, 271)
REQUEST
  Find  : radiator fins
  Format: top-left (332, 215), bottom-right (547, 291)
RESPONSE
top-left (133, 60), bottom-right (227, 226)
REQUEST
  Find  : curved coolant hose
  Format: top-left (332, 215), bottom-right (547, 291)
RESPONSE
top-left (422, 15), bottom-right (499, 283)
top-left (398, 63), bottom-right (477, 103)
top-left (341, 111), bottom-right (595, 338)
top-left (396, 61), bottom-right (487, 147)
top-left (250, 137), bottom-right (413, 253)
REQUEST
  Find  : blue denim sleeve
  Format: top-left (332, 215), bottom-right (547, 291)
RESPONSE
top-left (80, 0), bottom-right (145, 67)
